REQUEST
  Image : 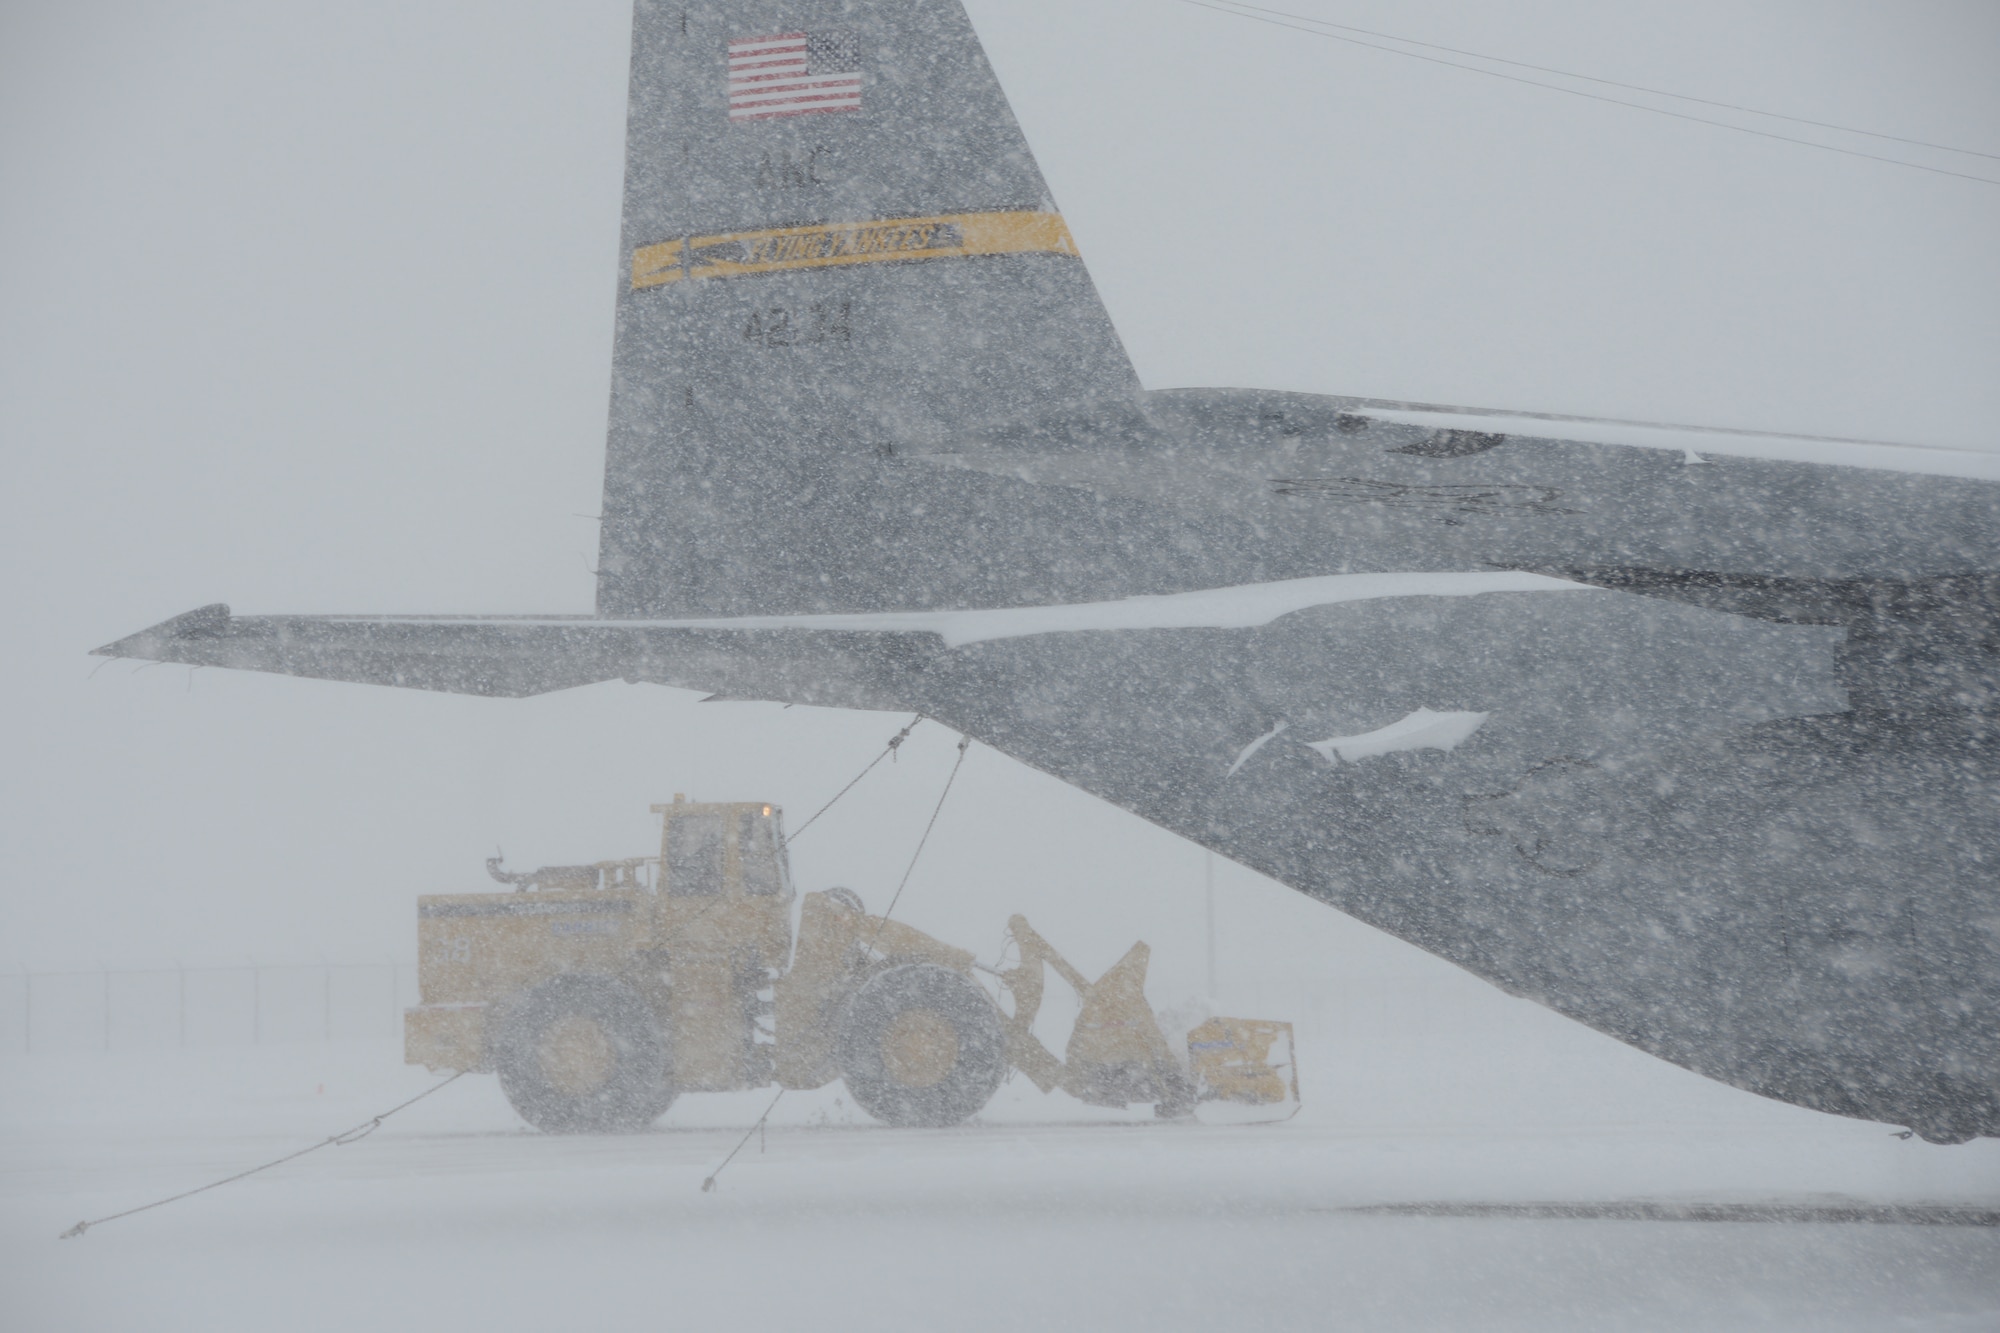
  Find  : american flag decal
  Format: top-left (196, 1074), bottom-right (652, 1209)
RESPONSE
top-left (728, 31), bottom-right (861, 122)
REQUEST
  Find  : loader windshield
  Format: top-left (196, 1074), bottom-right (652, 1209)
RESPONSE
top-left (664, 811), bottom-right (724, 896)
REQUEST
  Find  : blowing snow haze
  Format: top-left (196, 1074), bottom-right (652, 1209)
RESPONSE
top-left (40, 0), bottom-right (2000, 1150)
top-left (6, 2), bottom-right (2000, 1327)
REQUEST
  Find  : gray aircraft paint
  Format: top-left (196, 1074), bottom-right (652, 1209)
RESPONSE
top-left (603, 0), bottom-right (1147, 617)
top-left (100, 0), bottom-right (2000, 1143)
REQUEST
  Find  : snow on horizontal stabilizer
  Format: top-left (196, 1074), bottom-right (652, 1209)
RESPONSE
top-left (1305, 708), bottom-right (1489, 764)
top-left (1224, 720), bottom-right (1287, 777)
top-left (349, 571), bottom-right (1598, 649)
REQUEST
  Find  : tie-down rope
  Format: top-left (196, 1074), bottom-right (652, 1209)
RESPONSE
top-left (702, 730), bottom-right (975, 1193)
top-left (59, 1071), bottom-right (465, 1239)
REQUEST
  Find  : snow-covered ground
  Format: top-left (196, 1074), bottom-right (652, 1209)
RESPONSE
top-left (8, 1000), bottom-right (1998, 1332)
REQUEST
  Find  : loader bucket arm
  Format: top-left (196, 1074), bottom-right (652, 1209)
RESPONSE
top-left (990, 915), bottom-right (1068, 1092)
top-left (993, 916), bottom-right (1189, 1107)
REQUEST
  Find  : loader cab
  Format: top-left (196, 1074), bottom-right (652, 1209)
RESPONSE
top-left (652, 797), bottom-right (795, 901)
top-left (647, 798), bottom-right (796, 1092)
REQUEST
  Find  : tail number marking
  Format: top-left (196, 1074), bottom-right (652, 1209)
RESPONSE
top-left (742, 301), bottom-right (851, 348)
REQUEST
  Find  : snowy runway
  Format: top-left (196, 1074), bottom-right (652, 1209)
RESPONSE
top-left (7, 1041), bottom-right (1998, 1332)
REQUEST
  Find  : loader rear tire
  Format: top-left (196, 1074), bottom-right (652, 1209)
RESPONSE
top-left (837, 964), bottom-right (1006, 1128)
top-left (490, 974), bottom-right (673, 1134)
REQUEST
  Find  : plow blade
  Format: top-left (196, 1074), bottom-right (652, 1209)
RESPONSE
top-left (1187, 1017), bottom-right (1300, 1113)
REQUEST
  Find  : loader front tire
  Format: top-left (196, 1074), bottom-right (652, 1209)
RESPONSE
top-left (490, 974), bottom-right (673, 1133)
top-left (837, 964), bottom-right (1006, 1128)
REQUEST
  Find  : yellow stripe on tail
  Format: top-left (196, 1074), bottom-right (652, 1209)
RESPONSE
top-left (632, 210), bottom-right (1079, 289)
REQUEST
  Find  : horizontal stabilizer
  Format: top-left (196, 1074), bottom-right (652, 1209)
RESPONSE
top-left (95, 608), bottom-right (620, 698)
top-left (1340, 404), bottom-right (2000, 480)
top-left (93, 604), bottom-right (951, 709)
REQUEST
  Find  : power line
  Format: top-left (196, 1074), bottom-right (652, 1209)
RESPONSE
top-left (1214, 0), bottom-right (2000, 162)
top-left (1178, 0), bottom-right (2000, 188)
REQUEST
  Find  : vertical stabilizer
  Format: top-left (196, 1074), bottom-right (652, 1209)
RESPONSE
top-left (599, 1), bottom-right (1142, 616)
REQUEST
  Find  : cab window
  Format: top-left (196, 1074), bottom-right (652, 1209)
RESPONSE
top-left (738, 809), bottom-right (789, 896)
top-left (665, 811), bottom-right (724, 896)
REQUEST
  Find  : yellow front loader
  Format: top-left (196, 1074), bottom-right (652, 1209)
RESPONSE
top-left (405, 799), bottom-right (1296, 1132)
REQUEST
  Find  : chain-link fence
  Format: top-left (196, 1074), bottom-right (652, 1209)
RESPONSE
top-left (1, 963), bottom-right (418, 1053)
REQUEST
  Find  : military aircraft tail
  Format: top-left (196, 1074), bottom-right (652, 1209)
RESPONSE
top-left (598, 1), bottom-right (1145, 618)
